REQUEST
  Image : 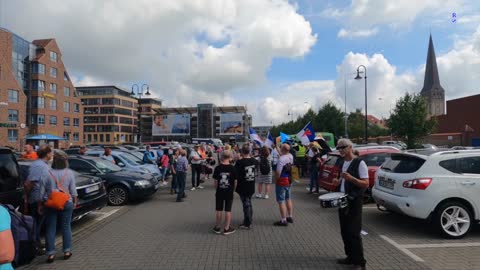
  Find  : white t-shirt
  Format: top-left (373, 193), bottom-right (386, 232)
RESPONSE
top-left (190, 150), bottom-right (201, 164)
top-left (307, 148), bottom-right (314, 158)
top-left (340, 159), bottom-right (368, 193)
top-left (276, 153), bottom-right (294, 176)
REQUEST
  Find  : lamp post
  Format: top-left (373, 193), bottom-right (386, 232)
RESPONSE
top-left (354, 65), bottom-right (368, 144)
top-left (131, 83), bottom-right (151, 143)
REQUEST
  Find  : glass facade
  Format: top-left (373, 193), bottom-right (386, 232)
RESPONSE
top-left (32, 63), bottom-right (45, 74)
top-left (12, 33), bottom-right (34, 90)
top-left (32, 80), bottom-right (45, 91)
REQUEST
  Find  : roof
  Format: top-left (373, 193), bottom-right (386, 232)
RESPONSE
top-left (420, 34), bottom-right (445, 95)
top-left (32, 39), bottom-right (53, 47)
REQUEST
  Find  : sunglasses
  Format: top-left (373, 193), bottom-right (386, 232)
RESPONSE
top-left (337, 145), bottom-right (349, 150)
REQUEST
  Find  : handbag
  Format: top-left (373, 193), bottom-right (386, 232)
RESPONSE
top-left (44, 171), bottom-right (70, 210)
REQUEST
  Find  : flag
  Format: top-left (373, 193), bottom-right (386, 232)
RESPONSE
top-left (280, 132), bottom-right (290, 143)
top-left (296, 122), bottom-right (315, 146)
top-left (264, 132), bottom-right (274, 149)
top-left (249, 128), bottom-right (263, 146)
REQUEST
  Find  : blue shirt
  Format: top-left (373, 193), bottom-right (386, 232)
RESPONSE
top-left (0, 206), bottom-right (14, 270)
top-left (175, 156), bottom-right (188, 172)
top-left (27, 159), bottom-right (51, 204)
top-left (143, 151), bottom-right (155, 163)
top-left (45, 169), bottom-right (78, 202)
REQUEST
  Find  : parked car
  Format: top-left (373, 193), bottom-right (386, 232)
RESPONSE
top-left (67, 155), bottom-right (159, 206)
top-left (85, 150), bottom-right (161, 179)
top-left (318, 147), bottom-right (400, 200)
top-left (0, 147), bottom-right (23, 210)
top-left (18, 160), bottom-right (107, 221)
top-left (372, 149), bottom-right (480, 239)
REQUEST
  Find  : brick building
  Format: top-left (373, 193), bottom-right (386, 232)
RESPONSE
top-left (0, 28), bottom-right (82, 150)
top-left (138, 98), bottom-right (162, 142)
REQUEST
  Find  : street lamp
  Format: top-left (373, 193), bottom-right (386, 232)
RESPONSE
top-left (354, 65), bottom-right (368, 144)
top-left (131, 83), bottom-right (151, 143)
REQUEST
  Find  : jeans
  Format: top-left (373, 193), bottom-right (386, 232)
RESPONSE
top-left (176, 171), bottom-right (186, 201)
top-left (275, 185), bottom-right (291, 203)
top-left (28, 203), bottom-right (45, 248)
top-left (160, 167), bottom-right (168, 181)
top-left (240, 195), bottom-right (253, 226)
top-left (309, 167), bottom-right (319, 192)
top-left (191, 164), bottom-right (201, 187)
top-left (45, 201), bottom-right (74, 256)
top-left (171, 173), bottom-right (177, 191)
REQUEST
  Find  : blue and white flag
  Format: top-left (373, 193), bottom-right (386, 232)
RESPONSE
top-left (296, 122), bottom-right (315, 146)
top-left (249, 128), bottom-right (263, 146)
top-left (264, 131), bottom-right (274, 149)
top-left (280, 132), bottom-right (290, 143)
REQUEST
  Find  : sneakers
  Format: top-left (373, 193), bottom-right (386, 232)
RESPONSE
top-left (223, 227), bottom-right (236, 235)
top-left (197, 185), bottom-right (204, 189)
top-left (286, 217), bottom-right (294, 223)
top-left (263, 194), bottom-right (269, 199)
top-left (273, 220), bottom-right (288, 226)
top-left (190, 187), bottom-right (196, 191)
top-left (255, 194), bottom-right (262, 198)
top-left (212, 226), bottom-right (222, 234)
top-left (238, 224), bottom-right (251, 230)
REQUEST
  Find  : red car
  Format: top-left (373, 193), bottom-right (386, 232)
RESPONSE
top-left (318, 147), bottom-right (400, 199)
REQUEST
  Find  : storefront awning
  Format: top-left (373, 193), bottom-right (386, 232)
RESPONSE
top-left (26, 133), bottom-right (66, 140)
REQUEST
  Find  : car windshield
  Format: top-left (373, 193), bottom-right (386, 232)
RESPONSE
top-left (118, 153), bottom-right (139, 166)
top-left (94, 159), bottom-right (122, 173)
top-left (122, 151), bottom-right (145, 165)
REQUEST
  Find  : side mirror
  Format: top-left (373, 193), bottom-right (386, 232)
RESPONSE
top-left (117, 162), bottom-right (125, 167)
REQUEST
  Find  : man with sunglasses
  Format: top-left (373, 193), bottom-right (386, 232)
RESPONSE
top-left (332, 139), bottom-right (369, 270)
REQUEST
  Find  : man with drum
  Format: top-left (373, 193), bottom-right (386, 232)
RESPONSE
top-left (332, 139), bottom-right (369, 270)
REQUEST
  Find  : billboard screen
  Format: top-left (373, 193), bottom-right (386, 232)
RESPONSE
top-left (220, 113), bottom-right (243, 135)
top-left (152, 114), bottom-right (190, 136)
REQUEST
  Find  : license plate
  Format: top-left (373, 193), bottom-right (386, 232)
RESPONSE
top-left (379, 179), bottom-right (394, 189)
top-left (85, 185), bottom-right (100, 193)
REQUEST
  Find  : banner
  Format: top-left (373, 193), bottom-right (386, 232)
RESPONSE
top-left (152, 114), bottom-right (190, 136)
top-left (220, 113), bottom-right (243, 135)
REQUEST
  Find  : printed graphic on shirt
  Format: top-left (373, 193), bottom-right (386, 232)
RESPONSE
top-left (244, 165), bottom-right (256, 181)
top-left (219, 173), bottom-right (231, 189)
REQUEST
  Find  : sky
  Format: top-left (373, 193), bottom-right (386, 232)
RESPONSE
top-left (1, 0), bottom-right (479, 126)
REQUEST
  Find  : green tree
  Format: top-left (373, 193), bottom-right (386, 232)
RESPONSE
top-left (387, 93), bottom-right (436, 149)
top-left (313, 102), bottom-right (345, 136)
top-left (347, 109), bottom-right (365, 142)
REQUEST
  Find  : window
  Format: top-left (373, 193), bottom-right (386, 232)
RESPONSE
top-left (50, 115), bottom-right (57, 125)
top-left (63, 101), bottom-right (70, 112)
top-left (33, 97), bottom-right (45, 108)
top-left (8, 90), bottom-right (19, 103)
top-left (50, 99), bottom-right (57, 110)
top-left (381, 154), bottom-right (426, 173)
top-left (63, 132), bottom-right (70, 140)
top-left (63, 117), bottom-right (70, 126)
top-left (74, 103), bottom-right (80, 112)
top-left (64, 87), bottom-right (70, 96)
top-left (8, 130), bottom-right (18, 142)
top-left (68, 159), bottom-right (93, 173)
top-left (73, 118), bottom-right (80, 127)
top-left (50, 51), bottom-right (57, 62)
top-left (99, 134), bottom-right (104, 142)
top-left (73, 132), bottom-right (79, 142)
top-left (50, 83), bottom-right (57, 93)
top-left (31, 114), bottom-right (45, 125)
top-left (32, 63), bottom-right (45, 74)
top-left (458, 157), bottom-right (480, 174)
top-left (8, 110), bottom-right (18, 122)
top-left (106, 134), bottom-right (110, 142)
top-left (32, 80), bottom-right (46, 91)
top-left (64, 72), bottom-right (69, 81)
top-left (50, 67), bottom-right (57, 78)
top-left (361, 153), bottom-right (391, 167)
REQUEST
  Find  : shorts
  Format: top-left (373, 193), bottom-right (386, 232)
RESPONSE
top-left (275, 185), bottom-right (291, 203)
top-left (216, 197), bottom-right (233, 212)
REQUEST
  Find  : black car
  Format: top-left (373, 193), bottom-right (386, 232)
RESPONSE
top-left (0, 147), bottom-right (23, 210)
top-left (67, 155), bottom-right (159, 206)
top-left (18, 160), bottom-right (108, 221)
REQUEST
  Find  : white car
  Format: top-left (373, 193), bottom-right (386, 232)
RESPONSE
top-left (372, 149), bottom-right (480, 239)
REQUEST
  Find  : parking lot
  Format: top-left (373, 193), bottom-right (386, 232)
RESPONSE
top-left (20, 178), bottom-right (480, 270)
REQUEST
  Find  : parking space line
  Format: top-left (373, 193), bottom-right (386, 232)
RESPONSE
top-left (402, 242), bottom-right (480, 249)
top-left (380, 235), bottom-right (425, 262)
top-left (94, 209), bottom-right (120, 221)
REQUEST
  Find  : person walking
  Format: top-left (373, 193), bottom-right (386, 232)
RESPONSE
top-left (24, 145), bottom-right (54, 255)
top-left (308, 147), bottom-right (321, 194)
top-left (255, 146), bottom-right (273, 199)
top-left (169, 149), bottom-right (179, 195)
top-left (212, 150), bottom-right (237, 235)
top-left (235, 145), bottom-right (258, 230)
top-left (0, 204), bottom-right (14, 270)
top-left (175, 149), bottom-right (189, 202)
top-left (42, 152), bottom-right (78, 263)
top-left (190, 145), bottom-right (204, 190)
top-left (332, 139), bottom-right (368, 270)
top-left (158, 150), bottom-right (169, 186)
top-left (273, 143), bottom-right (294, 226)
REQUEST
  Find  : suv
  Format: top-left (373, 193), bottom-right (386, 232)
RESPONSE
top-left (0, 147), bottom-right (23, 210)
top-left (319, 147), bottom-right (400, 200)
top-left (372, 150), bottom-right (480, 238)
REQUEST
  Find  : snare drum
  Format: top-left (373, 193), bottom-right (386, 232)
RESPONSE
top-left (318, 192), bottom-right (348, 209)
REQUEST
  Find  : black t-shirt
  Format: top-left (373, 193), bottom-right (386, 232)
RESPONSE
top-left (213, 164), bottom-right (237, 199)
top-left (310, 153), bottom-right (321, 166)
top-left (235, 157), bottom-right (259, 196)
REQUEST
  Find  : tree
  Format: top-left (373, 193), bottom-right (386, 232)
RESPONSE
top-left (314, 102), bottom-right (345, 137)
top-left (347, 109), bottom-right (365, 141)
top-left (387, 93), bottom-right (436, 149)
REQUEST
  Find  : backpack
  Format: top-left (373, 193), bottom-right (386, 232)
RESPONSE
top-left (281, 162), bottom-right (293, 184)
top-left (260, 156), bottom-right (271, 175)
top-left (2, 204), bottom-right (36, 267)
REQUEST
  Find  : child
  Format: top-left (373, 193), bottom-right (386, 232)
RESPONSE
top-left (212, 150), bottom-right (237, 235)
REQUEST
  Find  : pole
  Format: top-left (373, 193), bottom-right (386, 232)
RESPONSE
top-left (364, 71), bottom-right (368, 144)
top-left (344, 74), bottom-right (348, 138)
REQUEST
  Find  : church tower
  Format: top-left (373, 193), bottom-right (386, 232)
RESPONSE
top-left (420, 34), bottom-right (445, 116)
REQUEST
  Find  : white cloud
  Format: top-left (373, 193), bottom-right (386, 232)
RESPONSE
top-left (3, 0), bottom-right (316, 105)
top-left (337, 28), bottom-right (379, 39)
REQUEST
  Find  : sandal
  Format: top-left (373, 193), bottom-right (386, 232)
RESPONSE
top-left (64, 252), bottom-right (72, 260)
top-left (46, 255), bottom-right (55, 263)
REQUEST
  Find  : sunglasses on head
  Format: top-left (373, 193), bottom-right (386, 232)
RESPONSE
top-left (337, 145), bottom-right (349, 150)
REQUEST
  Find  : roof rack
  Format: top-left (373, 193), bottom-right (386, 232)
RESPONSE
top-left (353, 145), bottom-right (401, 151)
top-left (430, 149), bottom-right (480, 156)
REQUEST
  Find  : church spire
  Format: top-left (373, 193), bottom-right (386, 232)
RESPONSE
top-left (421, 34), bottom-right (442, 93)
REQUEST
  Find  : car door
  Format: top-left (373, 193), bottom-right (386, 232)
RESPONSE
top-left (452, 156), bottom-right (480, 215)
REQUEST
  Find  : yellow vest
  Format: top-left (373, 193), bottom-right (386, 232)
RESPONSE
top-left (296, 145), bottom-right (306, 157)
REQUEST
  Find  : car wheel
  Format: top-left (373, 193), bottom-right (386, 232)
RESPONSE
top-left (433, 201), bottom-right (472, 239)
top-left (108, 186), bottom-right (129, 206)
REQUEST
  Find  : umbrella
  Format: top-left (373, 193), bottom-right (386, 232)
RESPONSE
top-left (26, 133), bottom-right (66, 140)
top-left (314, 136), bottom-right (332, 155)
